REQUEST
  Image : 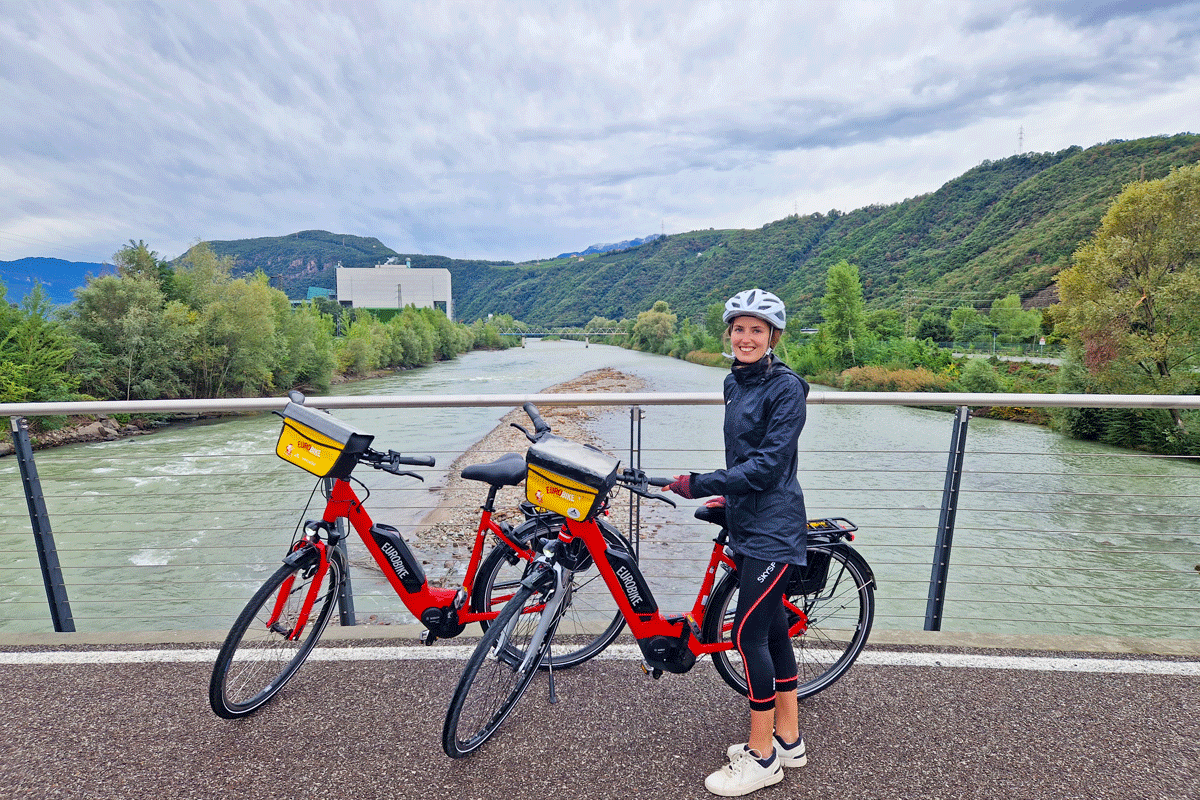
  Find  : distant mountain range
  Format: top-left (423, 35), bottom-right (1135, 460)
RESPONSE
top-left (0, 257), bottom-right (112, 305)
top-left (556, 235), bottom-right (662, 258)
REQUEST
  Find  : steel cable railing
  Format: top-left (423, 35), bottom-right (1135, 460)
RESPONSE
top-left (2, 393), bottom-right (1199, 646)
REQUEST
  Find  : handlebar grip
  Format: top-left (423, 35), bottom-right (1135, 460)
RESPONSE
top-left (523, 402), bottom-right (551, 435)
top-left (394, 454), bottom-right (436, 467)
top-left (647, 476), bottom-right (673, 488)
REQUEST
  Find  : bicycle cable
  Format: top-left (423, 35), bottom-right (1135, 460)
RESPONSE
top-left (291, 479), bottom-right (327, 548)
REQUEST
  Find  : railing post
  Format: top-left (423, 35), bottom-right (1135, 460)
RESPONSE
top-left (629, 405), bottom-right (643, 557)
top-left (10, 416), bottom-right (75, 632)
top-left (324, 477), bottom-right (356, 626)
top-left (925, 405), bottom-right (971, 631)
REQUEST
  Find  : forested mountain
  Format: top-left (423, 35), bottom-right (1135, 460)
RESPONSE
top-left (183, 230), bottom-right (515, 301)
top-left (446, 134), bottom-right (1200, 325)
top-left (178, 230), bottom-right (402, 298)
top-left (160, 133), bottom-right (1200, 326)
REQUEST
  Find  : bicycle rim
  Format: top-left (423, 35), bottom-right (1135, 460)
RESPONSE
top-left (209, 551), bottom-right (342, 718)
top-left (706, 546), bottom-right (874, 700)
top-left (444, 582), bottom-right (555, 757)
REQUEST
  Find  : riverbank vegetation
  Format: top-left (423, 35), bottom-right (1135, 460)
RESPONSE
top-left (576, 265), bottom-right (1060, 425)
top-left (1, 241), bottom-right (515, 432)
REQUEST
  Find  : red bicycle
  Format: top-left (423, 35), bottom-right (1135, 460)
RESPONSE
top-left (442, 404), bottom-right (876, 757)
top-left (209, 393), bottom-right (630, 719)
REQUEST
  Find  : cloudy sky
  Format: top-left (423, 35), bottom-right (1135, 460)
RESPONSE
top-left (2, 0), bottom-right (1199, 266)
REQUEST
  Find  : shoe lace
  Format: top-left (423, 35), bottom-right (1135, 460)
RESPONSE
top-left (724, 749), bottom-right (757, 777)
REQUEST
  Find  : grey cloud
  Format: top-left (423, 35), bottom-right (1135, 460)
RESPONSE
top-left (2, 0), bottom-right (1199, 265)
top-left (1022, 0), bottom-right (1198, 26)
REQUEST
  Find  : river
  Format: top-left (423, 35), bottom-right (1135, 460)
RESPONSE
top-left (2, 339), bottom-right (1197, 639)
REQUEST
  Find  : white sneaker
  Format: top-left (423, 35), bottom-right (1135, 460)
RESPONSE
top-left (705, 749), bottom-right (783, 797)
top-left (727, 734), bottom-right (807, 768)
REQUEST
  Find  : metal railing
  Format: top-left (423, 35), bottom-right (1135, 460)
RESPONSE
top-left (2, 390), bottom-right (1199, 646)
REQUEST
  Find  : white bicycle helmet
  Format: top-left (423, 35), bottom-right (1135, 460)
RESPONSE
top-left (722, 289), bottom-right (786, 330)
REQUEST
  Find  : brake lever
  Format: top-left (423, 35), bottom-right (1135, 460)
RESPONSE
top-left (510, 422), bottom-right (537, 443)
top-left (379, 463), bottom-right (425, 481)
top-left (631, 486), bottom-right (676, 508)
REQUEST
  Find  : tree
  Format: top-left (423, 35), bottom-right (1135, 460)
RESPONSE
top-left (0, 284), bottom-right (77, 404)
top-left (865, 309), bottom-right (903, 340)
top-left (949, 306), bottom-right (991, 345)
top-left (65, 273), bottom-right (187, 400)
top-left (914, 311), bottom-right (951, 343)
top-left (704, 302), bottom-right (727, 340)
top-left (989, 294), bottom-right (1041, 344)
top-left (1054, 163), bottom-right (1200, 430)
top-left (114, 239), bottom-right (177, 299)
top-left (630, 301), bottom-right (677, 353)
top-left (820, 260), bottom-right (868, 369)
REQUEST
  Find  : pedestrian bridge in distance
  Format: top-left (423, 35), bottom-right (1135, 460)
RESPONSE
top-left (491, 324), bottom-right (623, 338)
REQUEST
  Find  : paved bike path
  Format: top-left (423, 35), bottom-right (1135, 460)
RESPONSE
top-left (2, 636), bottom-right (1197, 800)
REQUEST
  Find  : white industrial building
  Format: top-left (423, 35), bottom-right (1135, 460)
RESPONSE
top-left (335, 258), bottom-right (453, 320)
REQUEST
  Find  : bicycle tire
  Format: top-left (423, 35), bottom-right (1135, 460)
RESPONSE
top-left (472, 523), bottom-right (630, 668)
top-left (443, 580), bottom-right (557, 758)
top-left (704, 544), bottom-right (874, 700)
top-left (209, 547), bottom-right (344, 719)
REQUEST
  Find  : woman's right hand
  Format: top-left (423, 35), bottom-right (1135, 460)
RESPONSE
top-left (664, 474), bottom-right (697, 499)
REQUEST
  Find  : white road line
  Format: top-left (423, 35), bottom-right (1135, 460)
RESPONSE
top-left (1, 646), bottom-right (1198, 675)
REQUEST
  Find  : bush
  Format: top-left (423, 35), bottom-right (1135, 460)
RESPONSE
top-left (959, 358), bottom-right (1005, 392)
top-left (839, 366), bottom-right (953, 392)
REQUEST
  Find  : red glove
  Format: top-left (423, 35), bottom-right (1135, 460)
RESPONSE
top-left (665, 474), bottom-right (697, 499)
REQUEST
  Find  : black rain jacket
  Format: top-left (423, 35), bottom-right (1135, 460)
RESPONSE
top-left (689, 354), bottom-right (809, 565)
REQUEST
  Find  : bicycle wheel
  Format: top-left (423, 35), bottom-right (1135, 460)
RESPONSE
top-left (472, 522), bottom-right (629, 668)
top-left (704, 545), bottom-right (874, 700)
top-left (443, 580), bottom-right (558, 758)
top-left (209, 547), bottom-right (344, 719)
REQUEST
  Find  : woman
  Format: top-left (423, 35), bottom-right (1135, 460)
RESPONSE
top-left (665, 288), bottom-right (810, 797)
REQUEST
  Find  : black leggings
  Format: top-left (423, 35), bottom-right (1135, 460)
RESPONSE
top-left (732, 554), bottom-right (799, 712)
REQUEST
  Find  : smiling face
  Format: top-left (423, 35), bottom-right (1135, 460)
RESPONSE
top-left (729, 315), bottom-right (777, 363)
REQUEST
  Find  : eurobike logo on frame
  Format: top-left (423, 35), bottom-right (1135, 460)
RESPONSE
top-left (615, 565), bottom-right (644, 606)
top-left (380, 541), bottom-right (412, 582)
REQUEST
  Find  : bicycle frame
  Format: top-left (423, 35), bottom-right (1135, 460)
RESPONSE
top-left (302, 476), bottom-right (538, 632)
top-left (552, 513), bottom-right (790, 666)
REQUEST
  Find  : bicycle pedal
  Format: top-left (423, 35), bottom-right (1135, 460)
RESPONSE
top-left (419, 629), bottom-right (438, 646)
top-left (640, 662), bottom-right (664, 680)
top-left (452, 588), bottom-right (467, 610)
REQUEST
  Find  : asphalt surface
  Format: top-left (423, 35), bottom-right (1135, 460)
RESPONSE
top-left (2, 635), bottom-right (1198, 800)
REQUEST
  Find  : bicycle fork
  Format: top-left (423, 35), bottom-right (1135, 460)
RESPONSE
top-left (268, 539), bottom-right (330, 641)
top-left (491, 549), bottom-right (575, 678)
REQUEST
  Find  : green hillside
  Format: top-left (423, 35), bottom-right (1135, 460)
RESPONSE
top-left (447, 134), bottom-right (1200, 325)
top-left (184, 133), bottom-right (1200, 326)
top-left (178, 230), bottom-right (401, 298)
top-left (184, 230), bottom-right (514, 302)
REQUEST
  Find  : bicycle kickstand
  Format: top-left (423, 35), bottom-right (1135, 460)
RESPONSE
top-left (546, 642), bottom-right (558, 705)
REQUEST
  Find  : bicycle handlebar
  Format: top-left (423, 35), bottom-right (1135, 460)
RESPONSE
top-left (362, 447), bottom-right (436, 480)
top-left (524, 402), bottom-right (552, 436)
top-left (512, 402), bottom-right (554, 443)
top-left (390, 452), bottom-right (436, 467)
